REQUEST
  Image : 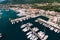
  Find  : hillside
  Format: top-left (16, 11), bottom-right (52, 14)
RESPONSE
top-left (0, 0), bottom-right (60, 4)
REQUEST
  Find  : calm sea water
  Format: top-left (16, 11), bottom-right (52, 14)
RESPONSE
top-left (0, 9), bottom-right (60, 40)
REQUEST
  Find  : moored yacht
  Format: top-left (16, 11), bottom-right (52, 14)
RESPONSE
top-left (29, 34), bottom-right (38, 40)
top-left (32, 27), bottom-right (39, 32)
top-left (16, 20), bottom-right (19, 23)
top-left (22, 27), bottom-right (30, 32)
top-left (21, 24), bottom-right (27, 28)
top-left (11, 21), bottom-right (15, 24)
top-left (27, 34), bottom-right (32, 38)
top-left (54, 29), bottom-right (58, 33)
top-left (50, 27), bottom-right (54, 30)
top-left (38, 31), bottom-right (48, 40)
top-left (27, 23), bottom-right (33, 27)
top-left (26, 31), bottom-right (32, 35)
top-left (42, 35), bottom-right (48, 40)
top-left (38, 31), bottom-right (45, 39)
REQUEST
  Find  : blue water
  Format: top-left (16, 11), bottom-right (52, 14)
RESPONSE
top-left (0, 8), bottom-right (60, 40)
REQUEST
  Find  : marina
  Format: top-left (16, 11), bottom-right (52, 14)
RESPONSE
top-left (0, 7), bottom-right (60, 40)
top-left (35, 18), bottom-right (60, 33)
top-left (20, 23), bottom-right (48, 40)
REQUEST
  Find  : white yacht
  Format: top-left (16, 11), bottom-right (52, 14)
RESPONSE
top-left (16, 21), bottom-right (19, 23)
top-left (42, 35), bottom-right (48, 40)
top-left (40, 31), bottom-right (45, 39)
top-left (50, 27), bottom-right (54, 30)
top-left (54, 29), bottom-right (58, 32)
top-left (22, 27), bottom-right (29, 32)
top-left (21, 24), bottom-right (26, 28)
top-left (27, 23), bottom-right (33, 27)
top-left (19, 19), bottom-right (23, 22)
top-left (57, 31), bottom-right (60, 33)
top-left (27, 34), bottom-right (32, 38)
top-left (26, 31), bottom-right (32, 35)
top-left (33, 37), bottom-right (38, 40)
top-left (11, 21), bottom-right (15, 24)
top-left (32, 27), bottom-right (39, 32)
top-left (30, 34), bottom-right (38, 40)
top-left (38, 31), bottom-right (47, 39)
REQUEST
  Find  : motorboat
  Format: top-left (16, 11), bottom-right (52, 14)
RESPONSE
top-left (38, 31), bottom-right (45, 39)
top-left (42, 35), bottom-right (48, 40)
top-left (27, 34), bottom-right (32, 38)
top-left (50, 27), bottom-right (54, 31)
top-left (54, 29), bottom-right (58, 32)
top-left (27, 23), bottom-right (33, 27)
top-left (26, 31), bottom-right (32, 35)
top-left (30, 34), bottom-right (38, 40)
top-left (21, 24), bottom-right (26, 28)
top-left (22, 27), bottom-right (29, 32)
top-left (32, 27), bottom-right (39, 32)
